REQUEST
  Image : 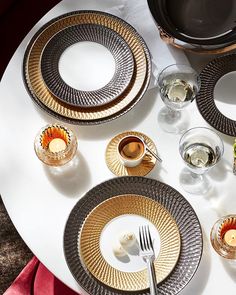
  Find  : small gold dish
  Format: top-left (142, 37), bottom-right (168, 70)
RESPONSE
top-left (105, 131), bottom-right (158, 176)
top-left (79, 194), bottom-right (181, 291)
top-left (34, 123), bottom-right (77, 166)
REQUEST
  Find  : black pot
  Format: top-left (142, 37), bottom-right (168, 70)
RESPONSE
top-left (147, 0), bottom-right (236, 46)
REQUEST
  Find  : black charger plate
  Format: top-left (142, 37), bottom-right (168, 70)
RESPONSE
top-left (64, 176), bottom-right (203, 295)
top-left (196, 54), bottom-right (236, 137)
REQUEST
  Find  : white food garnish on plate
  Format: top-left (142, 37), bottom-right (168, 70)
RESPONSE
top-left (119, 231), bottom-right (137, 248)
top-left (112, 243), bottom-right (127, 257)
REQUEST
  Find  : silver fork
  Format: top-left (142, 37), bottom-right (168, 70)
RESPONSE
top-left (139, 225), bottom-right (158, 295)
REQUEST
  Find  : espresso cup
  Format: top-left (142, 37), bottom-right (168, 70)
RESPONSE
top-left (117, 135), bottom-right (146, 167)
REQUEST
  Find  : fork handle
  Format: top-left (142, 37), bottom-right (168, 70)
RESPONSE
top-left (146, 259), bottom-right (158, 295)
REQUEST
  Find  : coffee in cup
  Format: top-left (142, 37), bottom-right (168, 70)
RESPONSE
top-left (117, 135), bottom-right (146, 167)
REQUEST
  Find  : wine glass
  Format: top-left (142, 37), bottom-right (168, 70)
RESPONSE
top-left (179, 127), bottom-right (224, 194)
top-left (157, 64), bottom-right (200, 133)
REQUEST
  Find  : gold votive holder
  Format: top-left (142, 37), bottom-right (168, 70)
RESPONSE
top-left (210, 215), bottom-right (236, 259)
top-left (34, 123), bottom-right (77, 166)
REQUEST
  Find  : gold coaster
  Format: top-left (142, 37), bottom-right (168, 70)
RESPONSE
top-left (105, 131), bottom-right (158, 176)
top-left (79, 194), bottom-right (181, 291)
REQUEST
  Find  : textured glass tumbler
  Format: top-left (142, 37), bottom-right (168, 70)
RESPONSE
top-left (34, 123), bottom-right (77, 166)
top-left (211, 215), bottom-right (236, 260)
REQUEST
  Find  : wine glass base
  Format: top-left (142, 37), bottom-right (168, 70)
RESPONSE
top-left (158, 107), bottom-right (190, 134)
top-left (179, 168), bottom-right (211, 194)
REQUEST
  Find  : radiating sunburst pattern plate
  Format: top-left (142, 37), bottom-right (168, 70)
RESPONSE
top-left (79, 194), bottom-right (181, 291)
top-left (64, 176), bottom-right (203, 295)
top-left (105, 131), bottom-right (157, 176)
top-left (196, 54), bottom-right (236, 136)
top-left (41, 24), bottom-right (134, 108)
top-left (23, 11), bottom-right (151, 124)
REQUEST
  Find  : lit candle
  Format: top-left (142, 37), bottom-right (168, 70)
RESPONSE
top-left (224, 229), bottom-right (236, 247)
top-left (48, 138), bottom-right (66, 153)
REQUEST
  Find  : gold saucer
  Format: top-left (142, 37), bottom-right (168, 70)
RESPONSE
top-left (105, 131), bottom-right (158, 176)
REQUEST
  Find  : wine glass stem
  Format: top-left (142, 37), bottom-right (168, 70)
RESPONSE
top-left (167, 108), bottom-right (180, 120)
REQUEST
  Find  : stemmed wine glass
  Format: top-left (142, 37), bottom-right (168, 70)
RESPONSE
top-left (179, 127), bottom-right (224, 194)
top-left (157, 64), bottom-right (201, 133)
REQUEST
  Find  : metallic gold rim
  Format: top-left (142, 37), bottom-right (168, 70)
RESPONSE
top-left (79, 194), bottom-right (181, 291)
top-left (25, 11), bottom-right (149, 120)
top-left (105, 131), bottom-right (157, 176)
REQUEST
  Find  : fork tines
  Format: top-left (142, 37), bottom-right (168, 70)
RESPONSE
top-left (139, 225), bottom-right (154, 251)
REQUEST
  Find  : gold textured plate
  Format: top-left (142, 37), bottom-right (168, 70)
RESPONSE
top-left (24, 11), bottom-right (150, 121)
top-left (79, 194), bottom-right (181, 291)
top-left (105, 131), bottom-right (157, 176)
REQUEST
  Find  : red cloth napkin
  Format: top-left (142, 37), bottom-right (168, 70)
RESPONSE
top-left (4, 257), bottom-right (79, 295)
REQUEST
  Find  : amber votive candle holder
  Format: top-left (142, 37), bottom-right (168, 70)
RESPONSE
top-left (34, 123), bottom-right (77, 166)
top-left (210, 215), bottom-right (236, 259)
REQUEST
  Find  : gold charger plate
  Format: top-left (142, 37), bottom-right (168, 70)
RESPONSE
top-left (105, 131), bottom-right (158, 176)
top-left (24, 11), bottom-right (150, 121)
top-left (79, 194), bottom-right (181, 291)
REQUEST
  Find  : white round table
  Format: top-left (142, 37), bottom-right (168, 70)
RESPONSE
top-left (0, 0), bottom-right (236, 294)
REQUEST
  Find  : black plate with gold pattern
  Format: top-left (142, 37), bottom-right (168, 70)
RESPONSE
top-left (64, 176), bottom-right (203, 295)
top-left (41, 24), bottom-right (134, 107)
top-left (23, 10), bottom-right (151, 125)
top-left (196, 54), bottom-right (236, 136)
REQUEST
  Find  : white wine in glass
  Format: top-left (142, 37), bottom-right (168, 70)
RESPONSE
top-left (179, 127), bottom-right (224, 194)
top-left (158, 64), bottom-right (200, 134)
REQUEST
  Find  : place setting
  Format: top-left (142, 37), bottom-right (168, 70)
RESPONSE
top-left (63, 176), bottom-right (203, 295)
top-left (23, 10), bottom-right (151, 125)
top-left (32, 122), bottom-right (205, 294)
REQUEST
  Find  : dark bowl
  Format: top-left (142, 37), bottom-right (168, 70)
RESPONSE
top-left (148, 0), bottom-right (236, 46)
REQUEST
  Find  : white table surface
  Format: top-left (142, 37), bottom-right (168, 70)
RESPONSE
top-left (1, 1), bottom-right (236, 294)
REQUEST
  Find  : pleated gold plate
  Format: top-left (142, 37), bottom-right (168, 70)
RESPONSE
top-left (105, 131), bottom-right (157, 176)
top-left (79, 194), bottom-right (181, 291)
top-left (24, 11), bottom-right (150, 121)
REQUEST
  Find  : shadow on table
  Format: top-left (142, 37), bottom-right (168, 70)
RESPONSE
top-left (35, 87), bottom-right (158, 141)
top-left (43, 151), bottom-right (90, 197)
top-left (78, 88), bottom-right (158, 140)
top-left (203, 180), bottom-right (236, 218)
top-left (220, 133), bottom-right (235, 146)
top-left (208, 158), bottom-right (231, 182)
top-left (220, 258), bottom-right (236, 283)
top-left (179, 229), bottom-right (211, 295)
